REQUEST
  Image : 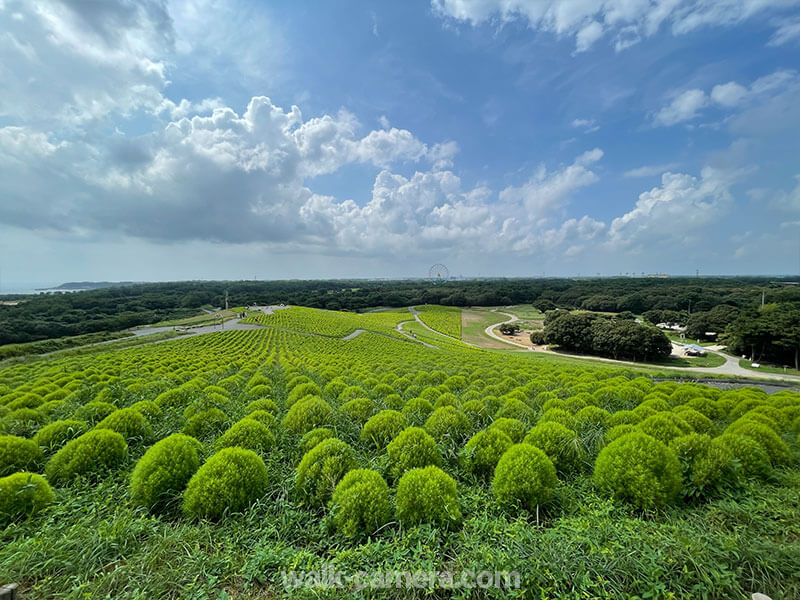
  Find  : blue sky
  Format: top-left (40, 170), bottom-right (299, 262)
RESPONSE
top-left (1, 0), bottom-right (799, 285)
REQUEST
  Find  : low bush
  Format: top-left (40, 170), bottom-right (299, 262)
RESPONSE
top-left (300, 428), bottom-right (335, 455)
top-left (1, 408), bottom-right (46, 438)
top-left (33, 420), bottom-right (88, 454)
top-left (523, 422), bottom-right (584, 475)
top-left (295, 439), bottom-right (358, 506)
top-left (246, 398), bottom-right (279, 415)
top-left (714, 434), bottom-right (773, 479)
top-left (0, 472), bottom-right (54, 523)
top-left (459, 428), bottom-right (513, 478)
top-left (488, 418), bottom-right (527, 443)
top-left (361, 410), bottom-right (407, 450)
top-left (45, 430), bottom-right (128, 485)
top-left (330, 468), bottom-right (391, 537)
top-left (593, 432), bottom-right (682, 509)
top-left (95, 408), bottom-right (152, 444)
top-left (725, 420), bottom-right (791, 466)
top-left (386, 427), bottom-right (441, 478)
top-left (282, 397), bottom-right (334, 435)
top-left (635, 413), bottom-right (692, 444)
top-left (340, 398), bottom-right (375, 424)
top-left (183, 448), bottom-right (269, 520)
top-left (492, 444), bottom-right (558, 511)
top-left (669, 433), bottom-right (734, 498)
top-left (396, 466), bottom-right (460, 527)
top-left (215, 419), bottom-right (276, 455)
top-left (400, 397), bottom-right (434, 426)
top-left (0, 435), bottom-right (43, 476)
top-left (130, 434), bottom-right (204, 511)
top-left (424, 407), bottom-right (472, 444)
top-left (182, 408), bottom-right (228, 439)
top-left (73, 401), bottom-right (117, 425)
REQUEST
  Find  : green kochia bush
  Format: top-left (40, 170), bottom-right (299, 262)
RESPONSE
top-left (300, 428), bottom-right (335, 455)
top-left (400, 397), bottom-right (434, 426)
top-left (459, 429), bottom-right (513, 478)
top-left (635, 413), bottom-right (692, 444)
top-left (1, 408), bottom-right (46, 438)
top-left (492, 444), bottom-right (558, 511)
top-left (0, 472), bottom-right (54, 523)
top-left (523, 422), bottom-right (584, 475)
top-left (95, 408), bottom-right (152, 444)
top-left (45, 430), bottom-right (128, 484)
top-left (725, 420), bottom-right (791, 466)
top-left (396, 466), bottom-right (461, 527)
top-left (73, 401), bottom-right (117, 425)
top-left (215, 419), bottom-right (276, 455)
top-left (0, 435), bottom-right (43, 476)
top-left (296, 439), bottom-right (358, 507)
top-left (330, 468), bottom-right (391, 537)
top-left (282, 397), bottom-right (333, 435)
top-left (183, 408), bottom-right (228, 439)
top-left (488, 418), bottom-right (527, 443)
top-left (183, 448), bottom-right (269, 520)
top-left (246, 398), bottom-right (279, 415)
top-left (424, 406), bottom-right (472, 444)
top-left (130, 434), bottom-right (204, 511)
top-left (593, 432), bottom-right (682, 510)
top-left (715, 433), bottom-right (772, 479)
top-left (33, 420), bottom-right (88, 454)
top-left (669, 433), bottom-right (734, 498)
top-left (361, 410), bottom-right (407, 450)
top-left (386, 427), bottom-right (441, 478)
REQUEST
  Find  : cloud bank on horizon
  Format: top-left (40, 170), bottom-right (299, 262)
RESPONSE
top-left (1, 0), bottom-right (799, 282)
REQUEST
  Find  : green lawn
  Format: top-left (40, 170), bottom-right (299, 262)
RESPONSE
top-left (665, 332), bottom-right (716, 347)
top-left (739, 358), bottom-right (800, 377)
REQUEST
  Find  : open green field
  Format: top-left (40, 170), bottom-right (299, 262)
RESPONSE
top-left (1, 306), bottom-right (799, 599)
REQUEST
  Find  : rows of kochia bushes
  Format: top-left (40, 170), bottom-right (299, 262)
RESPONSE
top-left (414, 305), bottom-right (462, 339)
top-left (1, 327), bottom-right (798, 536)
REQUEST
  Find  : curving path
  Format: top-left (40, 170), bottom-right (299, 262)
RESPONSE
top-left (409, 306), bottom-right (477, 347)
top-left (481, 309), bottom-right (800, 383)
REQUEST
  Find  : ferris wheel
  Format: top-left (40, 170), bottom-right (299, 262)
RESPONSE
top-left (428, 263), bottom-right (450, 285)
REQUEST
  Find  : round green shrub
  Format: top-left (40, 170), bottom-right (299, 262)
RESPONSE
top-left (183, 393), bottom-right (231, 420)
top-left (401, 397), bottom-right (434, 425)
top-left (340, 398), bottom-right (375, 424)
top-left (715, 433), bottom-right (772, 479)
top-left (495, 398), bottom-right (536, 424)
top-left (0, 435), bottom-right (43, 476)
top-left (462, 399), bottom-right (491, 427)
top-left (295, 439), bottom-right (358, 506)
top-left (433, 393), bottom-right (460, 410)
top-left (244, 410), bottom-right (279, 430)
top-left (605, 424), bottom-right (635, 443)
top-left (330, 468), bottom-right (391, 537)
top-left (635, 413), bottom-right (692, 444)
top-left (300, 428), bottom-right (335, 454)
top-left (361, 410), bottom-right (408, 450)
top-left (5, 393), bottom-right (43, 411)
top-left (246, 398), bottom-right (279, 415)
top-left (130, 400), bottom-right (162, 421)
top-left (182, 408), bottom-right (228, 439)
top-left (574, 406), bottom-right (611, 432)
top-left (45, 430), bottom-right (128, 484)
top-left (523, 422), bottom-right (584, 475)
top-left (669, 433), bottom-right (733, 498)
top-left (725, 420), bottom-right (791, 466)
top-left (1, 408), bottom-right (46, 437)
top-left (282, 397), bottom-right (333, 435)
top-left (130, 434), bottom-right (204, 511)
top-left (734, 412), bottom-right (780, 434)
top-left (492, 444), bottom-right (557, 511)
top-left (593, 432), bottom-right (681, 510)
top-left (459, 428), bottom-right (513, 477)
top-left (33, 420), bottom-right (88, 454)
top-left (424, 407), bottom-right (472, 444)
top-left (183, 448), bottom-right (269, 520)
top-left (95, 408), bottom-right (151, 444)
top-left (386, 427), bottom-right (441, 478)
top-left (672, 407), bottom-right (713, 434)
top-left (73, 401), bottom-right (117, 425)
top-left (396, 466), bottom-right (461, 527)
top-left (215, 419), bottom-right (276, 455)
top-left (488, 418), bottom-right (527, 443)
top-left (538, 408), bottom-right (577, 430)
top-left (0, 472), bottom-right (54, 523)
top-left (287, 382), bottom-right (322, 408)
top-left (244, 385), bottom-right (273, 402)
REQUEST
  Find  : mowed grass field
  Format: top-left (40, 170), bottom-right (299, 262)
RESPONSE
top-left (0, 305), bottom-right (799, 599)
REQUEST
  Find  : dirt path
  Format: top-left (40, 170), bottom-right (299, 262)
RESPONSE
top-left (484, 310), bottom-right (529, 349)
top-left (409, 306), bottom-right (476, 347)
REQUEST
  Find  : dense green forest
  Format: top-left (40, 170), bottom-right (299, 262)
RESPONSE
top-left (2, 278), bottom-right (799, 361)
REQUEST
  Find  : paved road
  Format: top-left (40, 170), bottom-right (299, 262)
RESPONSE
top-left (482, 309), bottom-right (800, 383)
top-left (408, 306), bottom-right (477, 347)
